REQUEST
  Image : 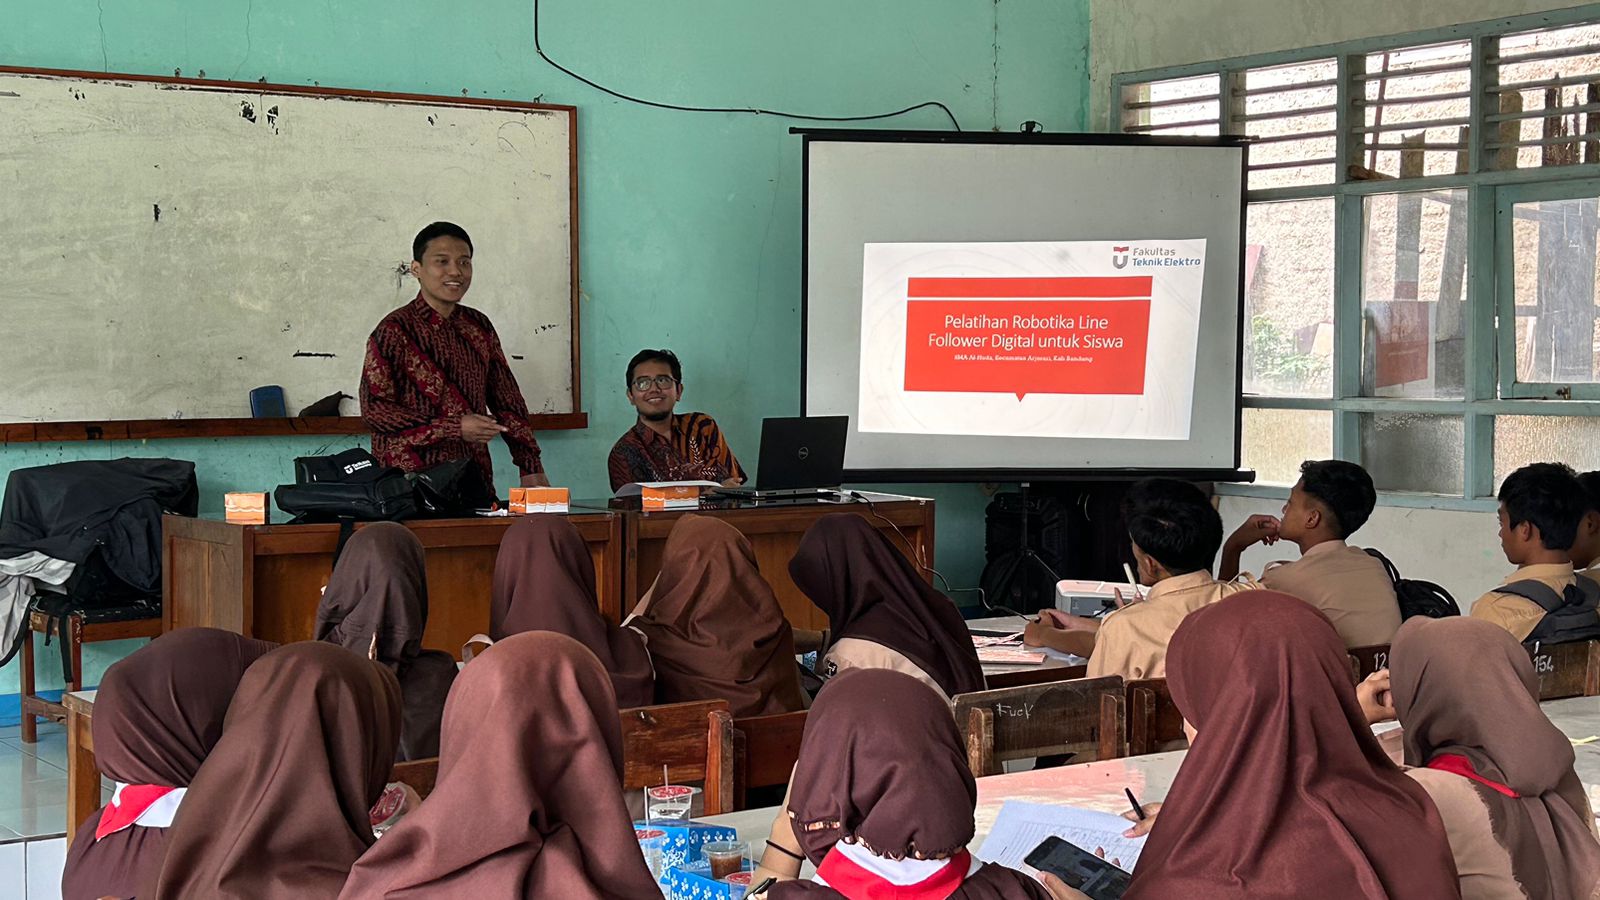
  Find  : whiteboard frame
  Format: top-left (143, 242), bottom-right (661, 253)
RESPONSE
top-left (0, 65), bottom-right (586, 443)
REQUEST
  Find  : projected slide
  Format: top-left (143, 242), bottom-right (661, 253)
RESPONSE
top-left (858, 240), bottom-right (1208, 441)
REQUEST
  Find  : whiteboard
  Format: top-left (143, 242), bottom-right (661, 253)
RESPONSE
top-left (0, 70), bottom-right (578, 424)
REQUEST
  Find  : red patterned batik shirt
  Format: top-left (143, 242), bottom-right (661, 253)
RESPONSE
top-left (359, 294), bottom-right (543, 485)
top-left (607, 413), bottom-right (746, 491)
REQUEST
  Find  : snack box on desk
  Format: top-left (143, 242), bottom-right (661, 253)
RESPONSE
top-left (633, 819), bottom-right (738, 872)
top-left (509, 486), bottom-right (570, 514)
top-left (664, 861), bottom-right (753, 900)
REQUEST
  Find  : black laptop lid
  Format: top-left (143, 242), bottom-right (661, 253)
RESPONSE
top-left (756, 416), bottom-right (849, 490)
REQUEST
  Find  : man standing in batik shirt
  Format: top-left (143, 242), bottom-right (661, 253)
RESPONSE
top-left (360, 222), bottom-right (550, 489)
top-left (607, 349), bottom-right (746, 492)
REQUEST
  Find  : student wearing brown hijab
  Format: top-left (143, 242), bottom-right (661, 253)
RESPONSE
top-left (316, 521), bottom-right (456, 760)
top-left (1388, 616), bottom-right (1600, 900)
top-left (1048, 591), bottom-right (1460, 900)
top-left (630, 514), bottom-right (807, 717)
top-left (151, 642), bottom-right (402, 900)
top-left (763, 668), bottom-right (1048, 899)
top-left (789, 514), bottom-right (984, 699)
top-left (61, 628), bottom-right (276, 900)
top-left (489, 515), bottom-right (655, 708)
top-left (338, 631), bottom-right (661, 899)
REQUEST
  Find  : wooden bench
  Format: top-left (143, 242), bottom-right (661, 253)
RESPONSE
top-left (984, 663), bottom-right (1090, 690)
top-left (1124, 678), bottom-right (1187, 757)
top-left (952, 676), bottom-right (1125, 777)
top-left (20, 607), bottom-right (161, 742)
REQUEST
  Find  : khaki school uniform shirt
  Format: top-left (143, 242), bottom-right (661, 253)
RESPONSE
top-left (1405, 767), bottom-right (1530, 900)
top-left (1260, 541), bottom-right (1402, 648)
top-left (822, 637), bottom-right (948, 701)
top-left (1469, 562), bottom-right (1576, 642)
top-left (1085, 571), bottom-right (1256, 681)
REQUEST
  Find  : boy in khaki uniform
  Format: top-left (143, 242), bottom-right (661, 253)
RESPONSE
top-left (1569, 470), bottom-right (1600, 573)
top-left (1024, 479), bottom-right (1253, 680)
top-left (1471, 462), bottom-right (1586, 641)
top-left (1219, 460), bottom-right (1400, 648)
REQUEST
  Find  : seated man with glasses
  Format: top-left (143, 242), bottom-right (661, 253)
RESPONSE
top-left (607, 349), bottom-right (748, 491)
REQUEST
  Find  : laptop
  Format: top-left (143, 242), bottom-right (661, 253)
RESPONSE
top-left (714, 415), bottom-right (849, 500)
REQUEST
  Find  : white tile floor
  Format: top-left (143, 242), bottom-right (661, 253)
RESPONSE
top-left (0, 720), bottom-right (105, 900)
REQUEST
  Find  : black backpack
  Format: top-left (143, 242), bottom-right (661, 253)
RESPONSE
top-left (274, 449), bottom-right (418, 563)
top-left (1496, 574), bottom-right (1600, 645)
top-left (1363, 548), bottom-right (1460, 620)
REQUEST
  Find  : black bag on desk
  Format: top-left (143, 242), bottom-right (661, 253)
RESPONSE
top-left (275, 449), bottom-right (417, 525)
top-left (409, 458), bottom-right (497, 517)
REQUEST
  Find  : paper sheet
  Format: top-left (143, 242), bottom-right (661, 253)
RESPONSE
top-left (976, 800), bottom-right (1146, 873)
top-left (976, 647), bottom-right (1047, 665)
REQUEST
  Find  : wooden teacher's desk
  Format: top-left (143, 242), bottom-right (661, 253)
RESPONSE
top-left (162, 512), bottom-right (625, 648)
top-left (161, 492), bottom-right (934, 646)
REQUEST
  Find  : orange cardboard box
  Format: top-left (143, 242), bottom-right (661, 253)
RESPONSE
top-left (224, 492), bottom-right (269, 525)
top-left (511, 486), bottom-right (570, 514)
top-left (640, 484), bottom-right (705, 510)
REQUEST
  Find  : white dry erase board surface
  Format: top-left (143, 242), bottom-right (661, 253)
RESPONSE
top-left (0, 68), bottom-right (579, 432)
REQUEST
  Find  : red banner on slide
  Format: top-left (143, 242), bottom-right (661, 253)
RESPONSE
top-left (903, 276), bottom-right (1153, 399)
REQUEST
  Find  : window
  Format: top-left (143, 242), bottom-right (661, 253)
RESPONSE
top-left (1115, 7), bottom-right (1600, 499)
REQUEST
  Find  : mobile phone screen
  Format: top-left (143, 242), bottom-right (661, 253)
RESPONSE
top-left (1023, 836), bottom-right (1132, 900)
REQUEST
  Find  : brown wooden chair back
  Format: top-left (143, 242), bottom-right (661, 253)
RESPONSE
top-left (390, 757), bottom-right (439, 799)
top-left (619, 699), bottom-right (735, 815)
top-left (1348, 644), bottom-right (1391, 681)
top-left (731, 708), bottom-right (809, 809)
top-left (1124, 678), bottom-right (1187, 757)
top-left (952, 676), bottom-right (1125, 777)
top-left (1526, 639), bottom-right (1600, 701)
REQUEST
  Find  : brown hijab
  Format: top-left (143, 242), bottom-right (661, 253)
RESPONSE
top-left (630, 514), bottom-right (807, 717)
top-left (771, 668), bottom-right (1049, 900)
top-left (1392, 616), bottom-right (1600, 900)
top-left (316, 521), bottom-right (456, 760)
top-left (489, 515), bottom-right (654, 708)
top-left (151, 641), bottom-right (402, 900)
top-left (790, 514), bottom-right (984, 697)
top-left (338, 632), bottom-right (661, 898)
top-left (1125, 591), bottom-right (1460, 900)
top-left (62, 628), bottom-right (276, 900)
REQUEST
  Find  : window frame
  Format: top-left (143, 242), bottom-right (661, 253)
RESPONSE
top-left (1110, 4), bottom-right (1600, 507)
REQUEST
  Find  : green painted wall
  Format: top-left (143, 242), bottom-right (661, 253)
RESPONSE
top-left (0, 0), bottom-right (1089, 704)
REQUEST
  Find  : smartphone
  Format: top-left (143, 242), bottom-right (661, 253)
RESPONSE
top-left (1023, 836), bottom-right (1132, 900)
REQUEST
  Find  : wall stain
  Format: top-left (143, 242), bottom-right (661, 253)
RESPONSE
top-left (240, 100), bottom-right (256, 123)
top-left (152, 203), bottom-right (161, 223)
top-left (292, 351), bottom-right (335, 358)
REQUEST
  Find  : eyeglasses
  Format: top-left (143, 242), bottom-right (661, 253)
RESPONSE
top-left (631, 375), bottom-right (680, 392)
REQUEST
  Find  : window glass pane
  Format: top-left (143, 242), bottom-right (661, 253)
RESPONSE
top-left (1243, 408), bottom-right (1332, 486)
top-left (1360, 412), bottom-right (1463, 494)
top-left (1492, 23), bottom-right (1600, 170)
top-left (1243, 59), bottom-right (1337, 190)
top-left (1354, 41), bottom-right (1472, 181)
top-left (1360, 190), bottom-right (1468, 399)
top-left (1119, 74), bottom-right (1220, 136)
top-left (1245, 199), bottom-right (1334, 397)
top-left (1493, 415), bottom-right (1600, 488)
top-left (1508, 194), bottom-right (1600, 386)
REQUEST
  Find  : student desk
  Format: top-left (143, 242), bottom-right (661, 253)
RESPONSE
top-left (699, 695), bottom-right (1600, 865)
top-left (967, 613), bottom-right (1088, 688)
top-left (699, 747), bottom-right (1189, 877)
top-left (592, 492), bottom-right (935, 631)
top-left (161, 512), bottom-right (625, 646)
